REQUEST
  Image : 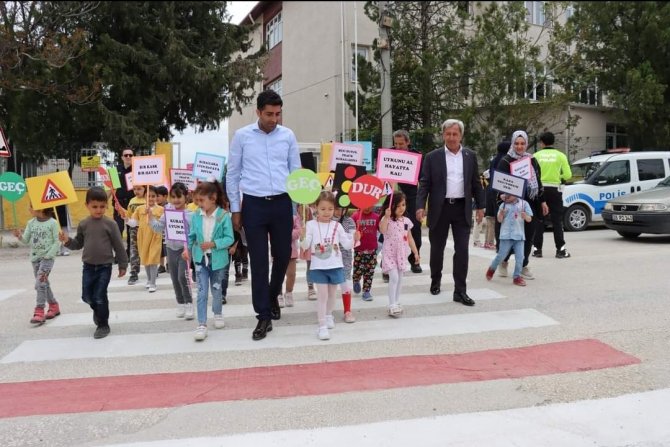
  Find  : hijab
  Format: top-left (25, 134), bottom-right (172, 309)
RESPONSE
top-left (506, 130), bottom-right (539, 200)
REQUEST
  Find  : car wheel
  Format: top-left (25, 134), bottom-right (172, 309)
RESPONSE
top-left (617, 231), bottom-right (641, 239)
top-left (564, 204), bottom-right (589, 232)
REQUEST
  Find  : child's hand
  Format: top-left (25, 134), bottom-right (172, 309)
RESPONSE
top-left (182, 250), bottom-right (190, 262)
top-left (521, 211), bottom-right (527, 220)
top-left (13, 229), bottom-right (21, 239)
top-left (58, 232), bottom-right (69, 243)
top-left (354, 230), bottom-right (361, 242)
top-left (200, 241), bottom-right (215, 251)
top-left (228, 245), bottom-right (237, 255)
top-left (118, 268), bottom-right (126, 278)
top-left (385, 207), bottom-right (391, 218)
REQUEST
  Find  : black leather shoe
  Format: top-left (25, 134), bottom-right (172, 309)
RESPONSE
top-left (430, 279), bottom-right (440, 295)
top-left (252, 319), bottom-right (273, 340)
top-left (453, 291), bottom-right (475, 306)
top-left (411, 264), bottom-right (423, 274)
top-left (270, 306), bottom-right (281, 320)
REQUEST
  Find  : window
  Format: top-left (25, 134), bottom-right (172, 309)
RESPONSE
top-left (579, 82), bottom-right (602, 106)
top-left (266, 77), bottom-right (282, 97)
top-left (525, 1), bottom-right (549, 26)
top-left (595, 161), bottom-right (630, 185)
top-left (605, 123), bottom-right (628, 149)
top-left (637, 159), bottom-right (665, 181)
top-left (525, 66), bottom-right (552, 101)
top-left (351, 46), bottom-right (369, 82)
top-left (266, 12), bottom-right (282, 49)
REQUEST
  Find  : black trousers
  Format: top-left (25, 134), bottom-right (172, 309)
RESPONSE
top-left (404, 194), bottom-right (422, 264)
top-left (428, 199), bottom-right (470, 293)
top-left (241, 194), bottom-right (293, 321)
top-left (533, 187), bottom-right (565, 251)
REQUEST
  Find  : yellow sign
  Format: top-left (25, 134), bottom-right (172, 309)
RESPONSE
top-left (25, 171), bottom-right (78, 210)
top-left (319, 143), bottom-right (333, 173)
top-left (80, 155), bottom-right (100, 171)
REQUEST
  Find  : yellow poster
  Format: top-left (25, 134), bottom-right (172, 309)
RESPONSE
top-left (80, 155), bottom-right (100, 171)
top-left (25, 171), bottom-right (78, 210)
top-left (319, 143), bottom-right (333, 173)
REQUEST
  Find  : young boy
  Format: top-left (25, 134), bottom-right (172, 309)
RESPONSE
top-left (60, 187), bottom-right (128, 339)
top-left (155, 186), bottom-right (169, 274)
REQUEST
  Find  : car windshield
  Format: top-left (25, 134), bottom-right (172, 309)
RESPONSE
top-left (656, 176), bottom-right (670, 187)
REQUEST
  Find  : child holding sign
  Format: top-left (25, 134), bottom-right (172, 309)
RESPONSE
top-left (301, 191), bottom-right (359, 340)
top-left (150, 182), bottom-right (194, 319)
top-left (13, 206), bottom-right (62, 324)
top-left (124, 186), bottom-right (164, 293)
top-left (379, 191), bottom-right (420, 317)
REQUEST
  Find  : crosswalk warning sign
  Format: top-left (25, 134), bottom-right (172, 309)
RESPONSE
top-left (25, 171), bottom-right (78, 210)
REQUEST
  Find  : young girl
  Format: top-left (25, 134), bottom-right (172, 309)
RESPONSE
top-left (351, 205), bottom-right (380, 301)
top-left (278, 208), bottom-right (302, 308)
top-left (297, 203), bottom-right (317, 300)
top-left (333, 204), bottom-right (356, 323)
top-left (125, 186), bottom-right (164, 292)
top-left (14, 206), bottom-right (62, 324)
top-left (301, 191), bottom-right (359, 340)
top-left (485, 193), bottom-right (533, 286)
top-left (151, 182), bottom-right (194, 319)
top-left (182, 180), bottom-right (234, 341)
top-left (116, 185), bottom-right (146, 285)
top-left (379, 192), bottom-right (420, 317)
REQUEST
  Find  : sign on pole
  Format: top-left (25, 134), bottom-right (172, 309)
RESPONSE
top-left (491, 170), bottom-right (527, 198)
top-left (192, 152), bottom-right (226, 181)
top-left (286, 169), bottom-right (322, 205)
top-left (510, 157), bottom-right (533, 180)
top-left (132, 155), bottom-right (166, 186)
top-left (164, 209), bottom-right (188, 242)
top-left (0, 171), bottom-right (27, 202)
top-left (0, 127), bottom-right (10, 158)
top-left (349, 174), bottom-right (386, 209)
top-left (344, 141), bottom-right (373, 170)
top-left (25, 171), bottom-right (78, 210)
top-left (376, 148), bottom-right (423, 185)
top-left (170, 168), bottom-right (196, 191)
top-left (80, 155), bottom-right (100, 172)
top-left (329, 143), bottom-right (364, 171)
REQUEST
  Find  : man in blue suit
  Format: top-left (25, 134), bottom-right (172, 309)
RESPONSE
top-left (416, 119), bottom-right (485, 306)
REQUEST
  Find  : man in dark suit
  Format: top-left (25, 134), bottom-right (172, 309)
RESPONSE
top-left (416, 119), bottom-right (485, 306)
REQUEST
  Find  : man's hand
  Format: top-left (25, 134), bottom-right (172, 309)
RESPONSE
top-left (232, 212), bottom-right (242, 232)
top-left (476, 209), bottom-right (485, 224)
top-left (416, 209), bottom-right (425, 222)
top-left (118, 268), bottom-right (126, 278)
top-left (541, 202), bottom-right (549, 216)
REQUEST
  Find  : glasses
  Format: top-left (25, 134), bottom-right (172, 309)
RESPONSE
top-left (122, 154), bottom-right (133, 158)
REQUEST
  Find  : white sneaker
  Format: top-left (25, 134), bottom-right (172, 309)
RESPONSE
top-left (388, 305), bottom-right (402, 318)
top-left (184, 303), bottom-right (194, 320)
top-left (521, 266), bottom-right (535, 280)
top-left (307, 288), bottom-right (317, 301)
top-left (284, 292), bottom-right (294, 307)
top-left (148, 285), bottom-right (157, 293)
top-left (499, 261), bottom-right (508, 278)
top-left (326, 315), bottom-right (335, 329)
top-left (317, 326), bottom-right (330, 340)
top-left (145, 282), bottom-right (151, 289)
top-left (176, 304), bottom-right (185, 318)
top-left (194, 325), bottom-right (207, 341)
top-left (214, 314), bottom-right (225, 329)
top-left (277, 294), bottom-right (285, 308)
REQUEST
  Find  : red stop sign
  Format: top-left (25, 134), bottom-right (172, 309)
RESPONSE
top-left (98, 167), bottom-right (112, 189)
top-left (349, 174), bottom-right (385, 209)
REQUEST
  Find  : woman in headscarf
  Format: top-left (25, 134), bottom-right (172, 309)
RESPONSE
top-left (495, 130), bottom-right (549, 280)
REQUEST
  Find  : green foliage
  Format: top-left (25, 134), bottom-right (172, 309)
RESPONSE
top-left (0, 1), bottom-right (265, 162)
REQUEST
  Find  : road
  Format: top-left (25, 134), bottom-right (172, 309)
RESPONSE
top-left (0, 227), bottom-right (669, 446)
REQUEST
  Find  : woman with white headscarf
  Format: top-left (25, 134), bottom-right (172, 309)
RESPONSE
top-left (495, 130), bottom-right (549, 280)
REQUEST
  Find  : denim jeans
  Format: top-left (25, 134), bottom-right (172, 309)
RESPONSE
top-left (32, 258), bottom-right (57, 307)
top-left (82, 263), bottom-right (112, 326)
top-left (490, 239), bottom-right (524, 279)
top-left (195, 258), bottom-right (224, 325)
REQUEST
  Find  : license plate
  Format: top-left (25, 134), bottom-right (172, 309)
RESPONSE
top-left (613, 214), bottom-right (633, 222)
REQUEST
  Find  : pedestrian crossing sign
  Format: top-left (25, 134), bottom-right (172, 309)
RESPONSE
top-left (25, 171), bottom-right (78, 210)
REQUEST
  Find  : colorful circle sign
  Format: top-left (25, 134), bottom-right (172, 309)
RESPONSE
top-left (286, 169), bottom-right (322, 204)
top-left (0, 171), bottom-right (27, 202)
top-left (349, 174), bottom-right (385, 209)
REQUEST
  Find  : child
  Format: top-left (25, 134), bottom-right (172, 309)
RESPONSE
top-left (123, 186), bottom-right (164, 292)
top-left (151, 182), bottom-right (194, 319)
top-left (379, 192), bottom-right (420, 317)
top-left (301, 191), bottom-right (358, 340)
top-left (486, 193), bottom-right (533, 286)
top-left (14, 206), bottom-right (62, 324)
top-left (116, 185), bottom-right (146, 285)
top-left (333, 204), bottom-right (356, 323)
top-left (182, 180), bottom-right (234, 341)
top-left (278, 208), bottom-right (301, 308)
top-left (155, 185), bottom-right (169, 273)
top-left (232, 228), bottom-right (248, 286)
top-left (351, 205), bottom-right (379, 302)
top-left (60, 187), bottom-right (128, 339)
top-left (297, 203), bottom-right (317, 300)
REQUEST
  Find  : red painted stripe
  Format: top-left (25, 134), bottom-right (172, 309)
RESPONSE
top-left (0, 339), bottom-right (639, 419)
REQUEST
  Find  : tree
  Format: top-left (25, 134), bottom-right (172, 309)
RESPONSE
top-left (0, 1), bottom-right (265, 162)
top-left (549, 1), bottom-right (670, 150)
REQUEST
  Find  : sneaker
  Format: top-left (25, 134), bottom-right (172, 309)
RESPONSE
top-left (45, 303), bottom-right (61, 319)
top-left (317, 326), bottom-right (330, 340)
top-left (184, 303), bottom-right (194, 320)
top-left (94, 325), bottom-right (110, 339)
top-left (513, 276), bottom-right (527, 286)
top-left (145, 282), bottom-right (151, 289)
top-left (344, 311), bottom-right (356, 323)
top-left (326, 315), bottom-right (335, 329)
top-left (242, 267), bottom-right (248, 280)
top-left (307, 288), bottom-right (317, 301)
top-left (30, 307), bottom-right (45, 324)
top-left (277, 294), bottom-right (285, 308)
top-left (148, 285), bottom-right (157, 293)
top-left (214, 314), bottom-right (225, 329)
top-left (473, 241), bottom-right (482, 247)
top-left (485, 267), bottom-right (495, 281)
top-left (556, 247), bottom-right (571, 259)
top-left (284, 292), bottom-right (294, 307)
top-left (234, 274), bottom-right (242, 286)
top-left (498, 261), bottom-right (508, 278)
top-left (176, 304), bottom-right (185, 318)
top-left (353, 281), bottom-right (361, 294)
top-left (158, 265), bottom-right (167, 274)
top-left (194, 325), bottom-right (208, 341)
top-left (127, 275), bottom-right (138, 285)
top-left (484, 242), bottom-right (496, 250)
top-left (532, 249), bottom-right (543, 258)
top-left (382, 273), bottom-right (389, 283)
top-left (362, 291), bottom-right (373, 301)
top-left (521, 266), bottom-right (535, 280)
top-left (389, 304), bottom-right (403, 317)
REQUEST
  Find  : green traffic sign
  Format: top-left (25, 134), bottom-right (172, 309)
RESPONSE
top-left (286, 169), bottom-right (322, 204)
top-left (0, 171), bottom-right (27, 202)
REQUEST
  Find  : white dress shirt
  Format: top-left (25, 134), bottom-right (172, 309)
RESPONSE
top-left (445, 146), bottom-right (465, 198)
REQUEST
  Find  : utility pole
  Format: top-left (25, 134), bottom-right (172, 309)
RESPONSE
top-left (378, 1), bottom-right (393, 148)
